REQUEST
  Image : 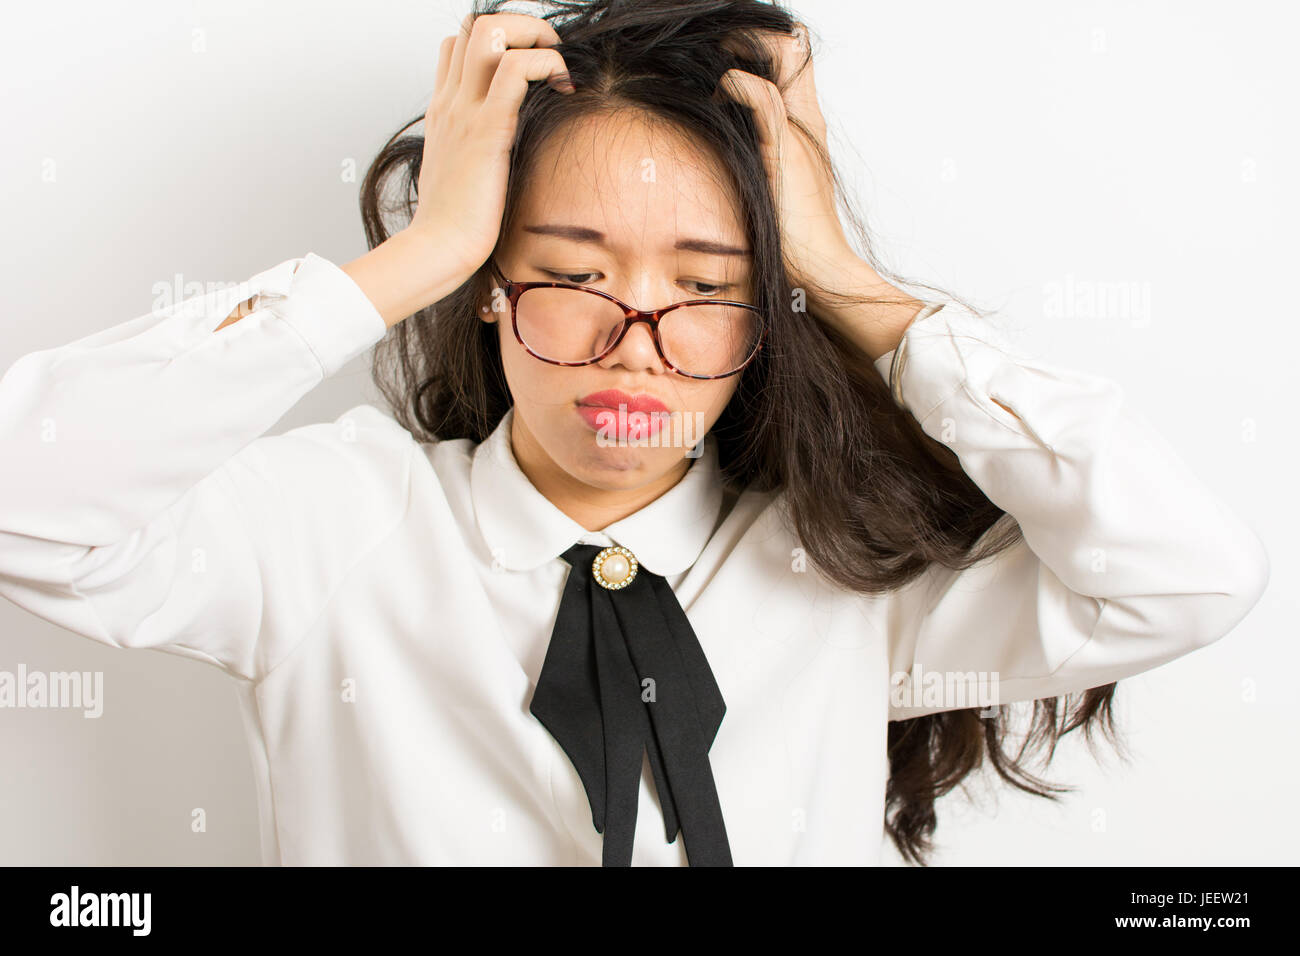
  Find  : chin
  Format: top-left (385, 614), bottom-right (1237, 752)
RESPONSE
top-left (565, 430), bottom-right (683, 485)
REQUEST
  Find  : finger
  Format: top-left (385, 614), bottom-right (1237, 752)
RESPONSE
top-left (780, 26), bottom-right (824, 128)
top-left (460, 12), bottom-right (564, 104)
top-left (720, 25), bottom-right (803, 89)
top-left (749, 24), bottom-right (826, 141)
top-left (443, 13), bottom-right (476, 98)
top-left (723, 25), bottom-right (825, 142)
top-left (480, 47), bottom-right (571, 127)
top-left (718, 69), bottom-right (788, 161)
top-left (433, 34), bottom-right (457, 97)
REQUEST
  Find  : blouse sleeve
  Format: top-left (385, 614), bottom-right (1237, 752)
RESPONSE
top-left (872, 299), bottom-right (1270, 721)
top-left (0, 253), bottom-right (412, 682)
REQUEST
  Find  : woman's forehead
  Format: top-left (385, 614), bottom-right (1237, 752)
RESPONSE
top-left (516, 111), bottom-right (748, 251)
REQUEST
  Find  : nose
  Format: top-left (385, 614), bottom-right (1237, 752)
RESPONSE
top-left (597, 315), bottom-right (665, 374)
top-left (596, 272), bottom-right (672, 374)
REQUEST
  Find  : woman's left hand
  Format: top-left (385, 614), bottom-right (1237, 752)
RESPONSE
top-left (717, 26), bottom-right (923, 358)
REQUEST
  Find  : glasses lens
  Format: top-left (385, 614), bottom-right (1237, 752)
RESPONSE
top-left (516, 287), bottom-right (626, 364)
top-left (660, 303), bottom-right (762, 377)
top-left (516, 287), bottom-right (763, 377)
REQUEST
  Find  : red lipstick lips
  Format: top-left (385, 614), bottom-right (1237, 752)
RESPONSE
top-left (576, 389), bottom-right (670, 442)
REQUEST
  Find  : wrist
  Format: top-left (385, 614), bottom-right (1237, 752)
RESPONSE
top-left (342, 226), bottom-right (471, 328)
top-left (811, 255), bottom-right (927, 362)
top-left (395, 223), bottom-right (479, 309)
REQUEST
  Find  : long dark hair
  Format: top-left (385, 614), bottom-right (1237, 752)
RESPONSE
top-left (361, 0), bottom-right (1122, 865)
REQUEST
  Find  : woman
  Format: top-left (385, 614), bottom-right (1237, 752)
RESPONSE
top-left (0, 0), bottom-right (1269, 866)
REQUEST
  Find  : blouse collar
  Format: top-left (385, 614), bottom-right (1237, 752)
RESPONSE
top-left (469, 406), bottom-right (725, 576)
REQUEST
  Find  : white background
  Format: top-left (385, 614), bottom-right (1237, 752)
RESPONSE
top-left (0, 0), bottom-right (1295, 864)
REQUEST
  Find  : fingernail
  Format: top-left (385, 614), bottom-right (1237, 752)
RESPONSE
top-left (548, 72), bottom-right (575, 93)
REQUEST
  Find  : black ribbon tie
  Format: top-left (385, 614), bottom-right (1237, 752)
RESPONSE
top-left (528, 542), bottom-right (733, 866)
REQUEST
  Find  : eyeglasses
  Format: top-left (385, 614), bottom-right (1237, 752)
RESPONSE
top-left (489, 262), bottom-right (767, 380)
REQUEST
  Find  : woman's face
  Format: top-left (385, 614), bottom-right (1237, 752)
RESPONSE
top-left (484, 110), bottom-right (753, 496)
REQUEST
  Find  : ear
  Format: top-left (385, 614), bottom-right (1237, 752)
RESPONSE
top-left (479, 276), bottom-right (508, 324)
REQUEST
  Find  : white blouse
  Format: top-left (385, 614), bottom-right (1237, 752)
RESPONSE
top-left (0, 252), bottom-right (1270, 866)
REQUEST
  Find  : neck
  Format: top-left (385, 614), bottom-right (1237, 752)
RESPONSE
top-left (510, 414), bottom-right (693, 531)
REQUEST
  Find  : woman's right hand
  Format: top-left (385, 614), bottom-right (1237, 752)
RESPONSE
top-left (411, 11), bottom-right (572, 281)
top-left (337, 12), bottom-right (572, 329)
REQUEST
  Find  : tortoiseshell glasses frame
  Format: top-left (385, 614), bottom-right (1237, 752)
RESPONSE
top-left (488, 261), bottom-right (767, 380)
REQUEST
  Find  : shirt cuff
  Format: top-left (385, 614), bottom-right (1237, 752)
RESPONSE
top-left (872, 300), bottom-right (948, 407)
top-left (261, 252), bottom-right (389, 378)
top-left (896, 299), bottom-right (1041, 426)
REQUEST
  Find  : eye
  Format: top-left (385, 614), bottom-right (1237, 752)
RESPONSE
top-left (541, 271), bottom-right (733, 298)
top-left (544, 270), bottom-right (600, 285)
top-left (684, 280), bottom-right (729, 297)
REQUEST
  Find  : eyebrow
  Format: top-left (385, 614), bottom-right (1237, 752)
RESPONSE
top-left (522, 223), bottom-right (751, 257)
